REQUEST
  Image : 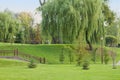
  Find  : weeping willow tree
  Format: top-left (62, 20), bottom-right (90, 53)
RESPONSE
top-left (41, 0), bottom-right (105, 49)
top-left (0, 10), bottom-right (19, 43)
top-left (84, 0), bottom-right (105, 50)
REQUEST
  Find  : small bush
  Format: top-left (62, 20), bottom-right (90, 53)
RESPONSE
top-left (113, 66), bottom-right (117, 69)
top-left (104, 48), bottom-right (110, 64)
top-left (91, 48), bottom-right (97, 64)
top-left (82, 60), bottom-right (89, 70)
top-left (104, 53), bottom-right (110, 64)
top-left (59, 49), bottom-right (65, 64)
top-left (76, 53), bottom-right (82, 66)
top-left (28, 60), bottom-right (37, 68)
top-left (68, 52), bottom-right (74, 64)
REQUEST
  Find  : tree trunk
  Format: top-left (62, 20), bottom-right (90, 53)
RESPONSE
top-left (86, 31), bottom-right (93, 51)
top-left (52, 37), bottom-right (57, 44)
top-left (87, 40), bottom-right (93, 51)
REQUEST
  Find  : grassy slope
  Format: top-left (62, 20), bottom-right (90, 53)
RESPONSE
top-left (0, 43), bottom-right (120, 63)
top-left (0, 43), bottom-right (72, 64)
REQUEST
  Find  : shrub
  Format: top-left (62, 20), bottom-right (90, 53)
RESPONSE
top-left (113, 66), bottom-right (117, 69)
top-left (68, 52), bottom-right (74, 64)
top-left (76, 53), bottom-right (83, 66)
top-left (82, 60), bottom-right (89, 70)
top-left (111, 51), bottom-right (117, 69)
top-left (28, 59), bottom-right (37, 68)
top-left (91, 48), bottom-right (97, 63)
top-left (105, 35), bottom-right (117, 47)
top-left (59, 52), bottom-right (65, 64)
top-left (75, 44), bottom-right (89, 66)
top-left (104, 49), bottom-right (110, 64)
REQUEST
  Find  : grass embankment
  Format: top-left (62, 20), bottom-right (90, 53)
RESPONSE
top-left (0, 43), bottom-right (120, 64)
top-left (0, 43), bottom-right (72, 64)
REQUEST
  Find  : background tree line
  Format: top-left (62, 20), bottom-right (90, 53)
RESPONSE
top-left (0, 9), bottom-right (41, 44)
top-left (0, 0), bottom-right (118, 48)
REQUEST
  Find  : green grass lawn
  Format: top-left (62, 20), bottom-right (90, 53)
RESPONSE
top-left (0, 59), bottom-right (120, 80)
top-left (0, 43), bottom-right (120, 80)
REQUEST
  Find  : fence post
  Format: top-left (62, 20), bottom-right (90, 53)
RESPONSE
top-left (14, 49), bottom-right (16, 56)
top-left (43, 57), bottom-right (46, 64)
top-left (39, 57), bottom-right (42, 63)
top-left (16, 48), bottom-right (18, 56)
top-left (3, 51), bottom-right (4, 56)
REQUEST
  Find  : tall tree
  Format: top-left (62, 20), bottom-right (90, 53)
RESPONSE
top-left (41, 0), bottom-right (105, 49)
top-left (34, 24), bottom-right (42, 44)
top-left (103, 3), bottom-right (115, 26)
top-left (0, 12), bottom-right (7, 41)
top-left (0, 10), bottom-right (19, 43)
top-left (18, 12), bottom-right (33, 43)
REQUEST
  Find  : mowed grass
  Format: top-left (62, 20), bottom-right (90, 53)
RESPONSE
top-left (0, 59), bottom-right (27, 67)
top-left (0, 43), bottom-right (120, 80)
top-left (0, 59), bottom-right (120, 80)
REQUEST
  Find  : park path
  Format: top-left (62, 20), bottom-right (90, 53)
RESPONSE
top-left (0, 56), bottom-right (29, 62)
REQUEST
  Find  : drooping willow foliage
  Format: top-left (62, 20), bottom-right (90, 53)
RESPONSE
top-left (41, 0), bottom-right (105, 46)
top-left (0, 10), bottom-right (39, 44)
top-left (0, 11), bottom-right (19, 43)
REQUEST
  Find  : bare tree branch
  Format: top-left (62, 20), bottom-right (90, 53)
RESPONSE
top-left (39, 0), bottom-right (46, 6)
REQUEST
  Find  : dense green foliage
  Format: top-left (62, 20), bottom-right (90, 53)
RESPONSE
top-left (0, 10), bottom-right (19, 43)
top-left (106, 23), bottom-right (118, 37)
top-left (28, 59), bottom-right (37, 68)
top-left (82, 59), bottom-right (89, 70)
top-left (116, 18), bottom-right (120, 44)
top-left (17, 12), bottom-right (33, 43)
top-left (103, 48), bottom-right (110, 64)
top-left (105, 35), bottom-right (117, 47)
top-left (59, 49), bottom-right (65, 64)
top-left (41, 0), bottom-right (105, 48)
top-left (103, 3), bottom-right (115, 26)
top-left (0, 0), bottom-right (116, 50)
top-left (68, 52), bottom-right (74, 64)
top-left (0, 10), bottom-right (41, 44)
